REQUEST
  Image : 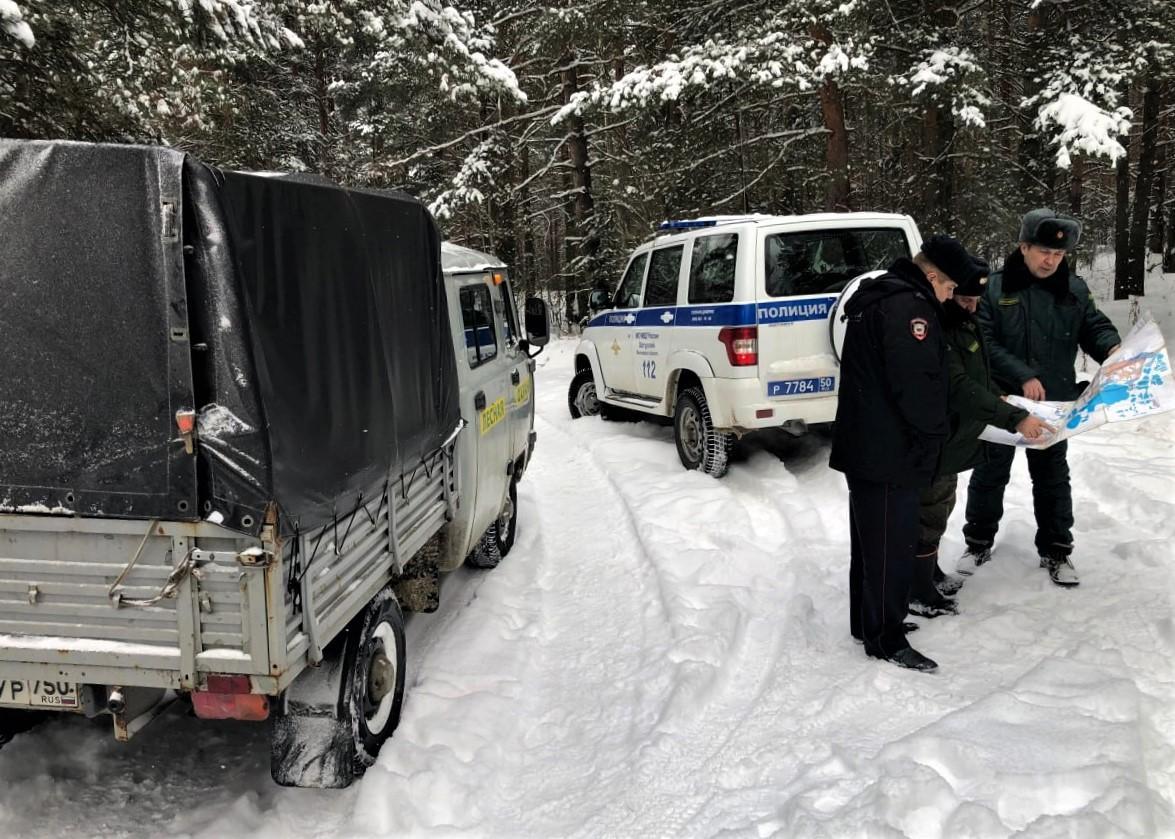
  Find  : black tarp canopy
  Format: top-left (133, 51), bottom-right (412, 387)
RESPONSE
top-left (0, 140), bottom-right (459, 535)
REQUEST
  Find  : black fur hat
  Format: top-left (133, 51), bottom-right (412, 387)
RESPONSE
top-left (920, 235), bottom-right (983, 286)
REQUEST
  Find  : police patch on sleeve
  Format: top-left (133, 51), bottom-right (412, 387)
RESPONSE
top-left (910, 317), bottom-right (929, 341)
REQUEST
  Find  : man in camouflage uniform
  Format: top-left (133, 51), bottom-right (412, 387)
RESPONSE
top-left (959, 209), bottom-right (1120, 587)
top-left (908, 259), bottom-right (1052, 617)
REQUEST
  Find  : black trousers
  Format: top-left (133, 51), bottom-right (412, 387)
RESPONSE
top-left (847, 476), bottom-right (919, 657)
top-left (963, 440), bottom-right (1074, 557)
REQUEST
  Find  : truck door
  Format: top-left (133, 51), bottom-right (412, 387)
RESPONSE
top-left (456, 276), bottom-right (512, 543)
top-left (594, 252), bottom-right (648, 396)
top-left (492, 273), bottom-right (532, 465)
top-left (631, 244), bottom-right (684, 399)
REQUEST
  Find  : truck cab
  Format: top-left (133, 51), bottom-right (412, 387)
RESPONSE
top-left (570, 213), bottom-right (922, 476)
top-left (440, 243), bottom-right (544, 570)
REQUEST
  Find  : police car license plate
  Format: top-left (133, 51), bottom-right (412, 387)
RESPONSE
top-left (0, 678), bottom-right (80, 709)
top-left (767, 377), bottom-right (835, 397)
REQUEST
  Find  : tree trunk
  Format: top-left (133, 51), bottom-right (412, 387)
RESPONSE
top-left (1018, 7), bottom-right (1055, 205)
top-left (1146, 88), bottom-right (1166, 259)
top-left (1149, 137), bottom-right (1166, 262)
top-left (923, 105), bottom-right (956, 228)
top-left (560, 51), bottom-right (599, 287)
top-left (810, 23), bottom-right (850, 212)
top-left (1126, 63), bottom-right (1161, 297)
top-left (314, 46), bottom-right (332, 175)
top-left (1113, 152), bottom-right (1132, 299)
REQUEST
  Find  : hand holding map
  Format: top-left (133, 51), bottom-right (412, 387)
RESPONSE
top-left (981, 315), bottom-right (1174, 448)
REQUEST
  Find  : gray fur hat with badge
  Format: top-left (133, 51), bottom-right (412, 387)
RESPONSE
top-left (1019, 208), bottom-right (1082, 251)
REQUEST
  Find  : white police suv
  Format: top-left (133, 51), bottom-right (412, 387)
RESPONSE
top-left (568, 213), bottom-right (923, 476)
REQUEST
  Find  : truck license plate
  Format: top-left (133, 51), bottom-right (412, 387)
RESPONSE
top-left (0, 678), bottom-right (80, 709)
top-left (767, 376), bottom-right (835, 397)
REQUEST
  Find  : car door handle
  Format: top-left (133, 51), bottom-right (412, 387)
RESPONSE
top-left (511, 369), bottom-right (521, 385)
top-left (474, 391), bottom-right (486, 410)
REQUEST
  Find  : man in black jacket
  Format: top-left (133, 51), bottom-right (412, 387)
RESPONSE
top-left (960, 209), bottom-right (1120, 586)
top-left (909, 262), bottom-right (1052, 617)
top-left (831, 235), bottom-right (984, 672)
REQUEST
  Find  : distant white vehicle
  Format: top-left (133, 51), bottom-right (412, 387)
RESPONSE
top-left (569, 213), bottom-right (924, 476)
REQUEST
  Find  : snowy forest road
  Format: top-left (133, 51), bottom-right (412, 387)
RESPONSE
top-left (0, 337), bottom-right (1172, 838)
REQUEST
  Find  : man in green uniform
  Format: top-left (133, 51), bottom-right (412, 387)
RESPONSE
top-left (960, 209), bottom-right (1120, 586)
top-left (908, 261), bottom-right (1052, 616)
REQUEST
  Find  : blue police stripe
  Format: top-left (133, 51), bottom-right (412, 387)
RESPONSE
top-left (586, 297), bottom-right (837, 329)
top-left (588, 303), bottom-right (756, 328)
top-left (756, 296), bottom-right (837, 325)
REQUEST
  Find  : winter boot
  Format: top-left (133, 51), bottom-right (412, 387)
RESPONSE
top-left (1040, 554), bottom-right (1080, 587)
top-left (907, 596), bottom-right (958, 619)
top-left (933, 563), bottom-right (965, 596)
top-left (956, 544), bottom-right (992, 576)
top-left (871, 646), bottom-right (938, 672)
top-left (936, 573), bottom-right (965, 596)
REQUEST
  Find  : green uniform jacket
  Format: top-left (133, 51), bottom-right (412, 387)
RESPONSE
top-left (939, 303), bottom-right (1028, 475)
top-left (978, 249), bottom-right (1121, 402)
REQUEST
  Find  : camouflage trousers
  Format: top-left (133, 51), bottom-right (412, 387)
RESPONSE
top-left (918, 473), bottom-right (959, 555)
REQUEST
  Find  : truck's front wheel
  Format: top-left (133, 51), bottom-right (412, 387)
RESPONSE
top-left (674, 386), bottom-right (735, 478)
top-left (466, 477), bottom-right (517, 569)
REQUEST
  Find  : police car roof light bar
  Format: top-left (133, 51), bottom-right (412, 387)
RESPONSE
top-left (657, 219), bottom-right (719, 232)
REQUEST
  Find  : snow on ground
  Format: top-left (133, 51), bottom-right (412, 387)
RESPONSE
top-left (0, 287), bottom-right (1172, 838)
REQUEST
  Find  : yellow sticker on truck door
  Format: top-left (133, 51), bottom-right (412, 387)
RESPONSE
top-left (513, 377), bottom-right (532, 406)
top-left (479, 397), bottom-right (507, 435)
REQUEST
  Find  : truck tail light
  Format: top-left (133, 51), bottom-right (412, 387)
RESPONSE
top-left (718, 326), bottom-right (758, 367)
top-left (176, 409), bottom-right (197, 455)
top-left (192, 674), bottom-right (269, 721)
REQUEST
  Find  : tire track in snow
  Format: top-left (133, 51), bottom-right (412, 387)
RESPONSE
top-left (532, 417), bottom-right (826, 837)
top-left (497, 411), bottom-right (684, 833)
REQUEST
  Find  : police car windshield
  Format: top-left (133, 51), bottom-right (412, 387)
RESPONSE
top-left (764, 228), bottom-right (909, 297)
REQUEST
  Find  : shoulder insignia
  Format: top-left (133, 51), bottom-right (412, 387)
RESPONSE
top-left (910, 317), bottom-right (929, 341)
top-left (998, 297), bottom-right (1019, 306)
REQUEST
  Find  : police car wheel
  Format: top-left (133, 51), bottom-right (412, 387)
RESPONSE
top-left (674, 387), bottom-right (734, 478)
top-left (568, 370), bottom-right (600, 418)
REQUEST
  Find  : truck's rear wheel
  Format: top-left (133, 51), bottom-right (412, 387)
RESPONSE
top-left (568, 369), bottom-right (600, 418)
top-left (350, 589), bottom-right (407, 768)
top-left (270, 587), bottom-right (406, 788)
top-left (674, 386), bottom-right (735, 478)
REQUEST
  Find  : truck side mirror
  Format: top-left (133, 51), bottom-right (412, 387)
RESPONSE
top-left (588, 289), bottom-right (609, 311)
top-left (522, 296), bottom-right (550, 357)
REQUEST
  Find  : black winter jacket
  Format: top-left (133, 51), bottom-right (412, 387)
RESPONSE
top-left (938, 302), bottom-right (1028, 475)
top-left (979, 250), bottom-right (1120, 401)
top-left (830, 258), bottom-right (948, 488)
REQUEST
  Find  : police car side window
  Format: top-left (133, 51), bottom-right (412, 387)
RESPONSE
top-left (644, 245), bottom-right (683, 307)
top-left (613, 253), bottom-right (648, 309)
top-left (459, 284), bottom-right (498, 368)
top-left (688, 233), bottom-right (738, 304)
